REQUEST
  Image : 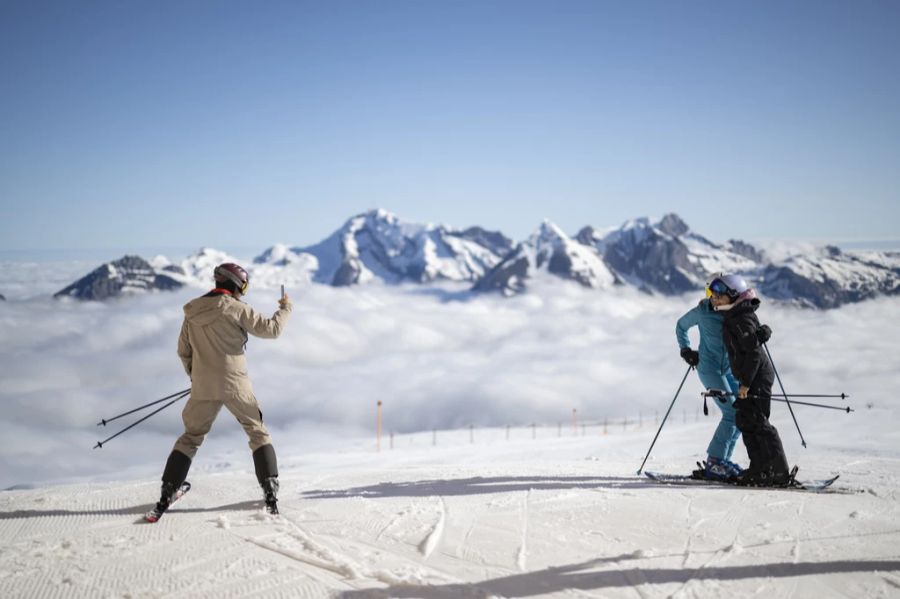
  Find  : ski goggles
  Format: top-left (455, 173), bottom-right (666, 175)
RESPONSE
top-left (707, 278), bottom-right (729, 296)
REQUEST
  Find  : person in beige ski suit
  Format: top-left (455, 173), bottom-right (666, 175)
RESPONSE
top-left (153, 262), bottom-right (291, 515)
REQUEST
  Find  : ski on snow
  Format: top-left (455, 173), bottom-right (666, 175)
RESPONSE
top-left (144, 481), bottom-right (192, 523)
top-left (643, 470), bottom-right (839, 492)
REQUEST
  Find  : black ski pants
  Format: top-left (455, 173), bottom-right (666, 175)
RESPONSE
top-left (734, 365), bottom-right (789, 474)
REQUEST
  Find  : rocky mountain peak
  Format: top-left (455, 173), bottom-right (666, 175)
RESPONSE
top-left (54, 255), bottom-right (183, 301)
top-left (656, 213), bottom-right (690, 237)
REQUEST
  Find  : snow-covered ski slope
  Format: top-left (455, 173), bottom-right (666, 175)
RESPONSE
top-left (2, 419), bottom-right (899, 598)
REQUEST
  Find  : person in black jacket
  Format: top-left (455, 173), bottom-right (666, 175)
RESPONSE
top-left (708, 274), bottom-right (791, 486)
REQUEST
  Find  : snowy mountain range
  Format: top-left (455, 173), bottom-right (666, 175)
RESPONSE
top-left (150, 247), bottom-right (243, 285)
top-left (759, 246), bottom-right (900, 309)
top-left (575, 214), bottom-right (759, 295)
top-left (50, 209), bottom-right (900, 309)
top-left (474, 220), bottom-right (619, 294)
top-left (53, 255), bottom-right (183, 301)
top-left (253, 209), bottom-right (513, 286)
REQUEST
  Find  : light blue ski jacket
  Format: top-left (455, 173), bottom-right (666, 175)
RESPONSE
top-left (675, 298), bottom-right (732, 377)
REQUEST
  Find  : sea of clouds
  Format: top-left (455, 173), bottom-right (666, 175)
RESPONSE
top-left (1, 261), bottom-right (899, 489)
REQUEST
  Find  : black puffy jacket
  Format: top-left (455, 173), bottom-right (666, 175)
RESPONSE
top-left (722, 298), bottom-right (771, 387)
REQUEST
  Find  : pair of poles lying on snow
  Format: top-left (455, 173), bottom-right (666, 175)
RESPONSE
top-left (636, 344), bottom-right (853, 475)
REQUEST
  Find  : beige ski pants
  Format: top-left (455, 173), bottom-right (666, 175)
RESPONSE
top-left (172, 394), bottom-right (272, 459)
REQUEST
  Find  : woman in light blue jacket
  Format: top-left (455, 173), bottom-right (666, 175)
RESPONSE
top-left (675, 274), bottom-right (743, 479)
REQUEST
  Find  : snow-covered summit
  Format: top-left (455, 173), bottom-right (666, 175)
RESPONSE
top-left (255, 209), bottom-right (513, 287)
top-left (150, 247), bottom-right (244, 287)
top-left (580, 213), bottom-right (760, 294)
top-left (474, 219), bottom-right (618, 295)
top-left (252, 243), bottom-right (296, 267)
top-left (758, 245), bottom-right (900, 308)
top-left (54, 255), bottom-right (183, 301)
top-left (180, 247), bottom-right (242, 283)
top-left (249, 245), bottom-right (319, 288)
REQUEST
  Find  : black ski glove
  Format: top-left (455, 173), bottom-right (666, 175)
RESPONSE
top-left (757, 324), bottom-right (772, 344)
top-left (680, 347), bottom-right (700, 366)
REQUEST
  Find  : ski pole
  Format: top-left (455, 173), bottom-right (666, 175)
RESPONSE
top-left (704, 390), bottom-right (851, 401)
top-left (769, 397), bottom-right (853, 412)
top-left (768, 393), bottom-right (850, 399)
top-left (96, 388), bottom-right (191, 426)
top-left (94, 392), bottom-right (188, 449)
top-left (764, 343), bottom-right (806, 448)
top-left (702, 391), bottom-right (853, 413)
top-left (637, 365), bottom-right (693, 475)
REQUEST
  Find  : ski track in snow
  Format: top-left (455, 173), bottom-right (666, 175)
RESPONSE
top-left (417, 496), bottom-right (446, 559)
top-left (516, 489), bottom-right (531, 572)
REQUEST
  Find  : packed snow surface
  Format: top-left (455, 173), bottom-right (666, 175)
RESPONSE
top-left (1, 421), bottom-right (899, 598)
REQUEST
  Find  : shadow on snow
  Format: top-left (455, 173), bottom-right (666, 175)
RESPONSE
top-left (300, 474), bottom-right (846, 500)
top-left (0, 499), bottom-right (263, 520)
top-left (302, 475), bottom-right (647, 499)
top-left (338, 557), bottom-right (900, 598)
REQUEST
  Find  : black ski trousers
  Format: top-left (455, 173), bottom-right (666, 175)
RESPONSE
top-left (734, 363), bottom-right (789, 474)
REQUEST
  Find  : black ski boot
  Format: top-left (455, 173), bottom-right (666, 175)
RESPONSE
top-left (735, 464), bottom-right (796, 488)
top-left (146, 451), bottom-right (193, 523)
top-left (145, 481), bottom-right (192, 522)
top-left (262, 476), bottom-right (279, 515)
top-left (253, 444), bottom-right (280, 515)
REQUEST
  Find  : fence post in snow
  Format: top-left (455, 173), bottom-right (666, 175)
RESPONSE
top-left (376, 401), bottom-right (382, 453)
top-left (558, 422), bottom-right (562, 437)
top-left (603, 416), bottom-right (608, 435)
top-left (390, 431), bottom-right (394, 450)
top-left (572, 408), bottom-right (578, 435)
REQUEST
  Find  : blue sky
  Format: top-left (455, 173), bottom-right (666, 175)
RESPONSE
top-left (1, 0), bottom-right (898, 255)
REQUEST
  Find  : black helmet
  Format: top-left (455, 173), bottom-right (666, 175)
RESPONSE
top-left (214, 263), bottom-right (249, 294)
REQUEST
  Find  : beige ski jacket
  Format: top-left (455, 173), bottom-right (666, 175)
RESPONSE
top-left (177, 293), bottom-right (292, 401)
